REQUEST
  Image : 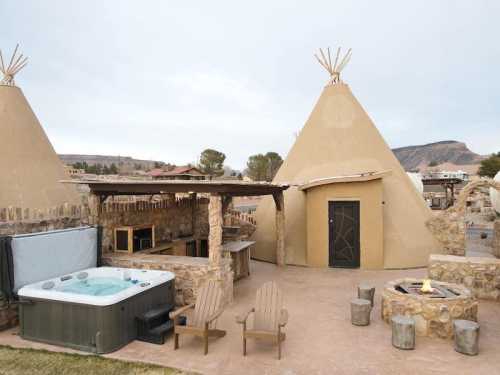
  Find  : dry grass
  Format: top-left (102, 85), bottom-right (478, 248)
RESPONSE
top-left (0, 345), bottom-right (194, 375)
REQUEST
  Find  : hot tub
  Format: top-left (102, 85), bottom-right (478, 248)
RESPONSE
top-left (17, 267), bottom-right (175, 353)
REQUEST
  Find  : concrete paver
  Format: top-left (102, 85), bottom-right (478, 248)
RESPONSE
top-left (1, 261), bottom-right (499, 374)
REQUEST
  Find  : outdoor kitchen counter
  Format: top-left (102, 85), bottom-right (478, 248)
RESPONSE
top-left (222, 241), bottom-right (255, 280)
top-left (102, 252), bottom-right (212, 266)
top-left (101, 252), bottom-right (233, 305)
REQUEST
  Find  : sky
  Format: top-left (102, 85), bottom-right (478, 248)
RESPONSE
top-left (1, 1), bottom-right (499, 170)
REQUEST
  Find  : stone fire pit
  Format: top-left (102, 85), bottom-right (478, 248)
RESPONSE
top-left (382, 278), bottom-right (478, 339)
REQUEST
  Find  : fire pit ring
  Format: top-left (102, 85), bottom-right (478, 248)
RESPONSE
top-left (381, 278), bottom-right (478, 339)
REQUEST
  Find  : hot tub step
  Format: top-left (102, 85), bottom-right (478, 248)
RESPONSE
top-left (137, 317), bottom-right (186, 345)
top-left (137, 304), bottom-right (174, 330)
top-left (138, 304), bottom-right (174, 322)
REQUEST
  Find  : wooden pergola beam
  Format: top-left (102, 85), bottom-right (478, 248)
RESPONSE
top-left (63, 180), bottom-right (288, 197)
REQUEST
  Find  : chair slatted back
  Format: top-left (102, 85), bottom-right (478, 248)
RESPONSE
top-left (190, 280), bottom-right (223, 328)
top-left (253, 281), bottom-right (283, 332)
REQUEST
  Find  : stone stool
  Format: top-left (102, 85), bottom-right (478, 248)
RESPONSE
top-left (453, 320), bottom-right (479, 355)
top-left (358, 283), bottom-right (375, 307)
top-left (391, 315), bottom-right (415, 350)
top-left (351, 298), bottom-right (372, 326)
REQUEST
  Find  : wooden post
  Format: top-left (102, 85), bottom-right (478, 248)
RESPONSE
top-left (453, 320), bottom-right (479, 356)
top-left (190, 192), bottom-right (197, 240)
top-left (273, 192), bottom-right (285, 266)
top-left (221, 195), bottom-right (232, 226)
top-left (357, 284), bottom-right (375, 307)
top-left (208, 193), bottom-right (223, 267)
top-left (350, 298), bottom-right (371, 326)
top-left (391, 315), bottom-right (415, 350)
top-left (88, 193), bottom-right (101, 226)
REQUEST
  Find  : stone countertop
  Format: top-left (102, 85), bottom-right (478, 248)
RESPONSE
top-left (102, 252), bottom-right (231, 267)
top-left (222, 240), bottom-right (255, 253)
top-left (430, 254), bottom-right (500, 265)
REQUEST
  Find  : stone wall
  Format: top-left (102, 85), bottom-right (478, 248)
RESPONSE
top-left (493, 220), bottom-right (500, 258)
top-left (426, 211), bottom-right (465, 256)
top-left (97, 196), bottom-right (209, 252)
top-left (102, 253), bottom-right (233, 306)
top-left (426, 179), bottom-right (500, 256)
top-left (0, 216), bottom-right (88, 237)
top-left (428, 254), bottom-right (500, 300)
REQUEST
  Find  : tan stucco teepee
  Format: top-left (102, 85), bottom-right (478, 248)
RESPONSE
top-left (253, 48), bottom-right (441, 269)
top-left (0, 46), bottom-right (79, 210)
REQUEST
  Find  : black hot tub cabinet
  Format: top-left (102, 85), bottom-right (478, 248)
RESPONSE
top-left (18, 267), bottom-right (175, 354)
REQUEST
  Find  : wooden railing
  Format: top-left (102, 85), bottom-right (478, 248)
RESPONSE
top-left (227, 209), bottom-right (256, 226)
top-left (99, 196), bottom-right (208, 213)
top-left (0, 196), bottom-right (210, 223)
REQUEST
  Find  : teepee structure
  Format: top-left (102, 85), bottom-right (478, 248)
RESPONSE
top-left (0, 45), bottom-right (79, 211)
top-left (252, 47), bottom-right (441, 269)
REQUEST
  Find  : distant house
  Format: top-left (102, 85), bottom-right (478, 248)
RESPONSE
top-left (64, 165), bottom-right (85, 177)
top-left (148, 166), bottom-right (208, 181)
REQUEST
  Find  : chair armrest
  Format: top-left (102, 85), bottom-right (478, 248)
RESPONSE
top-left (169, 303), bottom-right (195, 320)
top-left (235, 307), bottom-right (254, 324)
top-left (206, 308), bottom-right (225, 324)
top-left (278, 308), bottom-right (288, 327)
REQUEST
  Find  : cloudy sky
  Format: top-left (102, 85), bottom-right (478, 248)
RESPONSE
top-left (2, 1), bottom-right (499, 170)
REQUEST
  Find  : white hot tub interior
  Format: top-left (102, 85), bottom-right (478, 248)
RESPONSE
top-left (18, 267), bottom-right (175, 306)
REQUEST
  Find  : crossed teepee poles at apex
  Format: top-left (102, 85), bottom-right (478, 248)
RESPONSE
top-left (0, 44), bottom-right (28, 86)
top-left (1, 44), bottom-right (350, 86)
top-left (315, 47), bottom-right (352, 85)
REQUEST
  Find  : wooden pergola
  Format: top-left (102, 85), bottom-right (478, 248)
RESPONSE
top-left (65, 180), bottom-right (289, 267)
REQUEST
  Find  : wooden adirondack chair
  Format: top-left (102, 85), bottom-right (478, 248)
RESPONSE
top-left (236, 281), bottom-right (288, 359)
top-left (169, 280), bottom-right (226, 355)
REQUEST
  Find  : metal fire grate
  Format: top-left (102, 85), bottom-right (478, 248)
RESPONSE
top-left (395, 282), bottom-right (459, 299)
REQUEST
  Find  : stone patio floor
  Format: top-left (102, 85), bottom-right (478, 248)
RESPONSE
top-left (1, 260), bottom-right (500, 375)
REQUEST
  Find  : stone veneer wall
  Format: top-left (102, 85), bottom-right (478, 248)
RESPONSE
top-left (97, 197), bottom-right (209, 252)
top-left (426, 179), bottom-right (500, 256)
top-left (102, 253), bottom-right (233, 306)
top-left (493, 219), bottom-right (500, 258)
top-left (428, 254), bottom-right (500, 300)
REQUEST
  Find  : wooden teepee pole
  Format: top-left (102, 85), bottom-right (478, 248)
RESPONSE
top-left (315, 46), bottom-right (352, 85)
top-left (0, 44), bottom-right (28, 86)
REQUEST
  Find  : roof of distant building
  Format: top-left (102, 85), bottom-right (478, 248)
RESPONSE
top-left (148, 166), bottom-right (207, 177)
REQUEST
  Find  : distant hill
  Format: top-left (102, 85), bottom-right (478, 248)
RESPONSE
top-left (59, 154), bottom-right (163, 173)
top-left (392, 141), bottom-right (484, 171)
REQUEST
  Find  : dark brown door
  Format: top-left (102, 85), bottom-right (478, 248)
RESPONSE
top-left (329, 201), bottom-right (360, 268)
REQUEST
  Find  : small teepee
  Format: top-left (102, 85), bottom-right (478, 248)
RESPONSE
top-left (252, 47), bottom-right (441, 269)
top-left (0, 45), bottom-right (79, 211)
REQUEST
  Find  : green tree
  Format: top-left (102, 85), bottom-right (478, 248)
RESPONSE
top-left (428, 160), bottom-right (438, 167)
top-left (109, 163), bottom-right (119, 174)
top-left (199, 149), bottom-right (226, 176)
top-left (72, 161), bottom-right (89, 172)
top-left (245, 152), bottom-right (283, 181)
top-left (264, 152), bottom-right (283, 181)
top-left (478, 152), bottom-right (500, 178)
top-left (246, 154), bottom-right (268, 181)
